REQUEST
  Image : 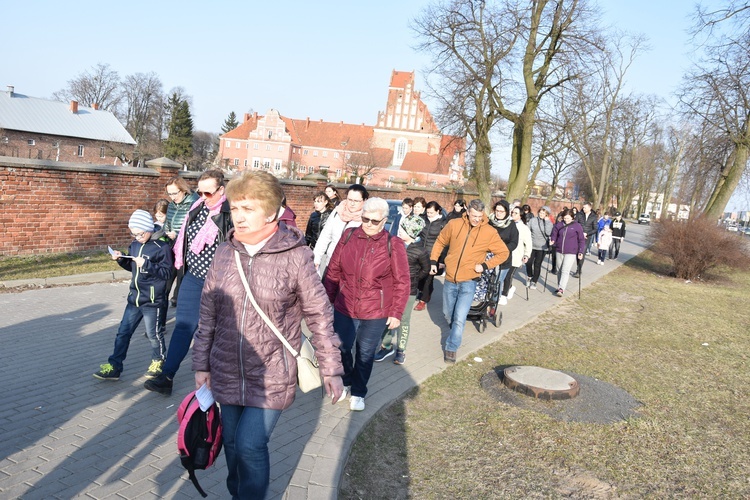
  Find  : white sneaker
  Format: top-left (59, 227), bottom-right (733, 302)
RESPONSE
top-left (350, 396), bottom-right (365, 411)
top-left (530, 282), bottom-right (537, 290)
top-left (507, 286), bottom-right (516, 300)
top-left (335, 386), bottom-right (351, 404)
top-left (499, 296), bottom-right (508, 306)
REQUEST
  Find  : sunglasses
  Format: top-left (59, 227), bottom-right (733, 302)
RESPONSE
top-left (361, 216), bottom-right (384, 225)
top-left (197, 187), bottom-right (221, 197)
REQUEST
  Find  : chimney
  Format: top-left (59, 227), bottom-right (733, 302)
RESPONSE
top-left (70, 100), bottom-right (79, 114)
top-left (305, 117), bottom-right (310, 130)
top-left (244, 113), bottom-right (250, 123)
top-left (92, 103), bottom-right (99, 110)
top-left (253, 111), bottom-right (258, 120)
top-left (7, 85), bottom-right (14, 96)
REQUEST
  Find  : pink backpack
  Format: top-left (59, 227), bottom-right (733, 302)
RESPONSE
top-left (176, 391), bottom-right (223, 498)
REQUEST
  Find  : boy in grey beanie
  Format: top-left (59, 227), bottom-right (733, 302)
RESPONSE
top-left (93, 210), bottom-right (174, 381)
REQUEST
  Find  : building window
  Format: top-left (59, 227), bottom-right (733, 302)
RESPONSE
top-left (234, 158), bottom-right (239, 166)
top-left (309, 166), bottom-right (315, 173)
top-left (345, 153), bottom-right (351, 159)
top-left (77, 145), bottom-right (84, 157)
top-left (263, 160), bottom-right (270, 169)
top-left (334, 152), bottom-right (339, 159)
top-left (244, 159), bottom-right (248, 167)
top-left (236, 142), bottom-right (240, 148)
top-left (299, 165), bottom-right (307, 173)
top-left (254, 143), bottom-right (259, 150)
top-left (253, 159), bottom-right (260, 168)
top-left (335, 169), bottom-right (342, 177)
top-left (274, 160), bottom-right (282, 171)
top-left (322, 151), bottom-right (328, 157)
top-left (313, 150), bottom-right (318, 157)
top-left (266, 144), bottom-right (271, 151)
top-left (100, 146), bottom-right (105, 158)
top-left (1, 137), bottom-right (8, 144)
top-left (27, 139), bottom-right (35, 146)
top-left (278, 145), bottom-right (283, 152)
top-left (389, 175), bottom-right (395, 182)
top-left (303, 149), bottom-right (309, 155)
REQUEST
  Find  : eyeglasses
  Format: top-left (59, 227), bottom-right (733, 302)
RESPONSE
top-left (166, 190), bottom-right (181, 197)
top-left (130, 231), bottom-right (147, 239)
top-left (198, 187), bottom-right (221, 197)
top-left (361, 216), bottom-right (384, 225)
top-left (346, 198), bottom-right (363, 204)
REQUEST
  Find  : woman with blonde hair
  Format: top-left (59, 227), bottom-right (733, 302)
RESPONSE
top-left (192, 171), bottom-right (344, 498)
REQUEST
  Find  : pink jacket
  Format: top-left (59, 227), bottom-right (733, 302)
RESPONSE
top-left (192, 225), bottom-right (343, 410)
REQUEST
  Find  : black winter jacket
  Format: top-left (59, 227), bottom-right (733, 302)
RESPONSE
top-left (576, 211), bottom-right (598, 237)
top-left (118, 239), bottom-right (174, 308)
top-left (406, 241), bottom-right (430, 296)
top-left (305, 210), bottom-right (331, 248)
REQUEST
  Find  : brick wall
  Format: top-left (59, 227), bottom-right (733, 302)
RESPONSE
top-left (0, 156), bottom-right (575, 257)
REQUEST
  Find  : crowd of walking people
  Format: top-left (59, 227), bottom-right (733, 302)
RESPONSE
top-left (91, 170), bottom-right (626, 498)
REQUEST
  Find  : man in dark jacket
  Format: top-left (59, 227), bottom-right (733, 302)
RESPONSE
top-left (609, 211), bottom-right (626, 259)
top-left (574, 202), bottom-right (597, 277)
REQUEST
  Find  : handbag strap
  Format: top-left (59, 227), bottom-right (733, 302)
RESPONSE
top-left (234, 250), bottom-right (300, 358)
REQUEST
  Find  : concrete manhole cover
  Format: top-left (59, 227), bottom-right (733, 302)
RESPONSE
top-left (481, 366), bottom-right (642, 424)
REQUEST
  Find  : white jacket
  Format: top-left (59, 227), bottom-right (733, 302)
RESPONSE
top-left (312, 211), bottom-right (362, 276)
top-left (512, 221), bottom-right (532, 267)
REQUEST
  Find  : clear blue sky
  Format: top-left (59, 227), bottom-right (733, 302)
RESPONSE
top-left (4, 1), bottom-right (744, 209)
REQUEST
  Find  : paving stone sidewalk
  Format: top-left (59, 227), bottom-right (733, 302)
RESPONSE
top-left (0, 226), bottom-right (648, 499)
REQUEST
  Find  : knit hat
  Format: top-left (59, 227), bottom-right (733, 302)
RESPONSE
top-left (541, 206), bottom-right (551, 214)
top-left (400, 215), bottom-right (425, 240)
top-left (129, 209), bottom-right (154, 233)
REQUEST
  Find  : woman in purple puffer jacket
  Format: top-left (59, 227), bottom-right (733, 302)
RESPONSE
top-left (192, 171), bottom-right (344, 499)
top-left (549, 208), bottom-right (585, 297)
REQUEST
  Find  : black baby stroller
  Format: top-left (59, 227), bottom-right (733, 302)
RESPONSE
top-left (466, 264), bottom-right (502, 332)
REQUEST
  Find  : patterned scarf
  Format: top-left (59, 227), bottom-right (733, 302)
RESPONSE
top-left (173, 195), bottom-right (227, 270)
top-left (336, 200), bottom-right (363, 223)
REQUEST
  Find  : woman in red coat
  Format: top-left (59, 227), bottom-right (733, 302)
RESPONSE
top-left (323, 197), bottom-right (410, 412)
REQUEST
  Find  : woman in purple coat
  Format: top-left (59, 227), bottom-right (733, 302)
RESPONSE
top-left (549, 208), bottom-right (585, 297)
top-left (191, 171), bottom-right (344, 499)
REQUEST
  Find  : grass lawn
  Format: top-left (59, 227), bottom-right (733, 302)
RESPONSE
top-left (0, 250), bottom-right (117, 281)
top-left (341, 251), bottom-right (750, 498)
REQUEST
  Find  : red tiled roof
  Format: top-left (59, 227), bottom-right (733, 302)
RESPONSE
top-left (221, 116), bottom-right (259, 139)
top-left (283, 118), bottom-right (374, 151)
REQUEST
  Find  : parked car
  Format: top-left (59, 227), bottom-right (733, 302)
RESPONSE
top-left (384, 200), bottom-right (404, 233)
top-left (727, 224), bottom-right (739, 232)
top-left (638, 213), bottom-right (651, 224)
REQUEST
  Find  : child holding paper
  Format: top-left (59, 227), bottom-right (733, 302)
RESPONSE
top-left (93, 210), bottom-right (174, 381)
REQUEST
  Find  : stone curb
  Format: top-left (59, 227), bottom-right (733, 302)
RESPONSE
top-left (1, 270), bottom-right (131, 288)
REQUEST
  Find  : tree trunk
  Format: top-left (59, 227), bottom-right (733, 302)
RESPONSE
top-left (507, 109), bottom-right (536, 201)
top-left (473, 134), bottom-right (493, 209)
top-left (704, 142), bottom-right (748, 219)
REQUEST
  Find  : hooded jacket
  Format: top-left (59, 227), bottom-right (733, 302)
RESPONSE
top-left (528, 215), bottom-right (554, 251)
top-left (324, 226), bottom-right (410, 320)
top-left (117, 238), bottom-right (173, 308)
top-left (191, 225), bottom-right (343, 410)
top-left (164, 191), bottom-right (200, 239)
top-left (430, 212), bottom-right (509, 283)
top-left (610, 217), bottom-right (626, 239)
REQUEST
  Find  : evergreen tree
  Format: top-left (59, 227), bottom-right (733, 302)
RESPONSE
top-left (164, 92), bottom-right (194, 163)
top-left (221, 111), bottom-right (239, 133)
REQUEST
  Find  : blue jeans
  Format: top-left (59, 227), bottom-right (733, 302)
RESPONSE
top-left (220, 404), bottom-right (282, 500)
top-left (108, 302), bottom-right (164, 372)
top-left (162, 272), bottom-right (204, 379)
top-left (442, 280), bottom-right (477, 352)
top-left (334, 310), bottom-right (388, 398)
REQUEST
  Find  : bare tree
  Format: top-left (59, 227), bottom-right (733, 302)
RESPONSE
top-left (121, 72), bottom-right (164, 160)
top-left (413, 0), bottom-right (600, 206)
top-left (51, 63), bottom-right (122, 111)
top-left (680, 1), bottom-right (750, 218)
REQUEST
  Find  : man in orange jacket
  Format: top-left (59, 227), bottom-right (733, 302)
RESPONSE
top-left (430, 199), bottom-right (509, 363)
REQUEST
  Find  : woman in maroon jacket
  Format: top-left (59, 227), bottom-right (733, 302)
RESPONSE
top-left (191, 171), bottom-right (344, 499)
top-left (323, 197), bottom-right (410, 412)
